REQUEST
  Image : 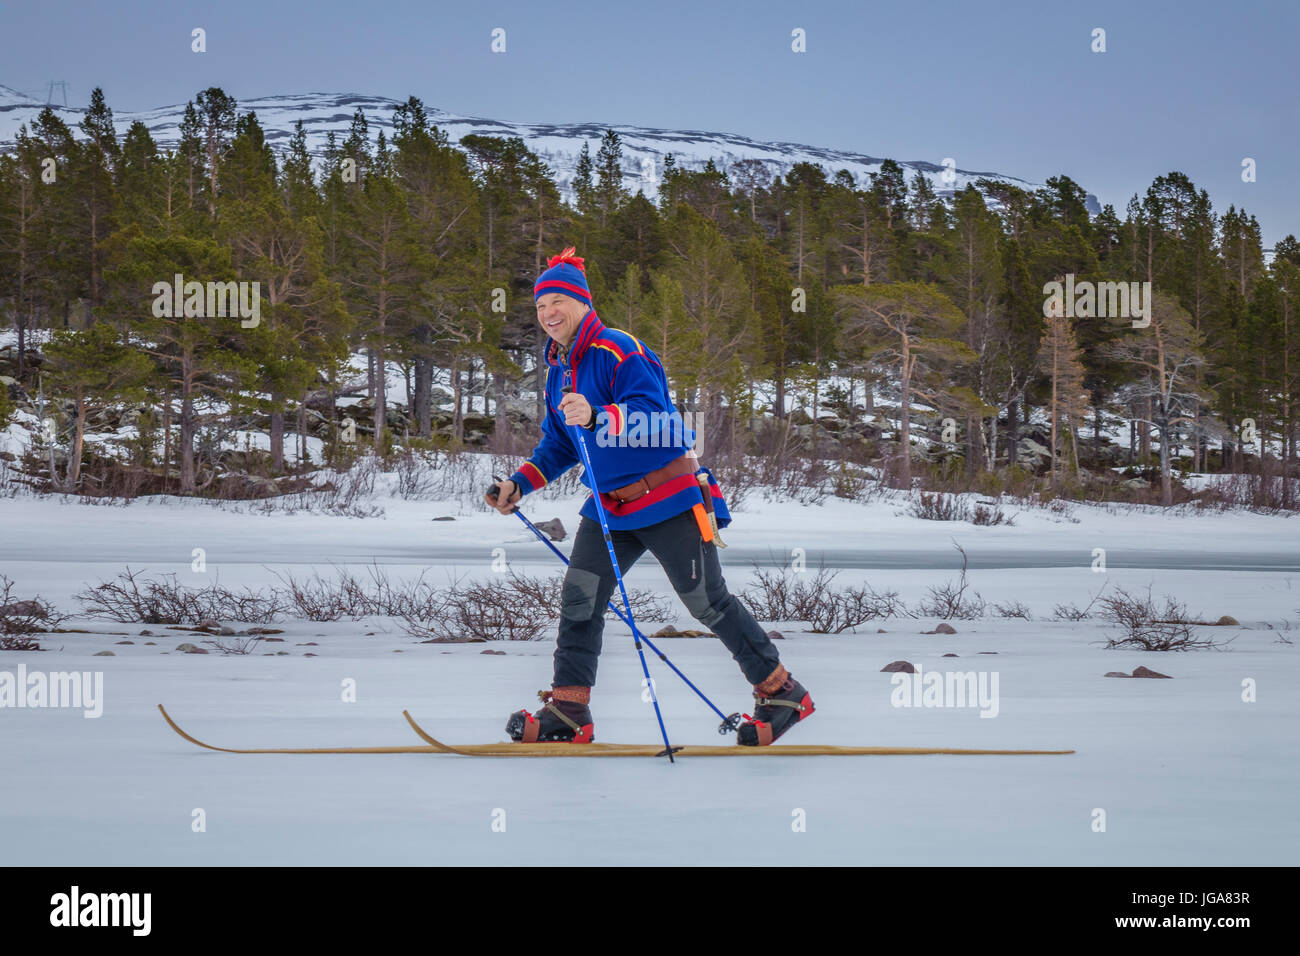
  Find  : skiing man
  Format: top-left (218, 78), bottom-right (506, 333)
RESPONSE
top-left (486, 247), bottom-right (814, 746)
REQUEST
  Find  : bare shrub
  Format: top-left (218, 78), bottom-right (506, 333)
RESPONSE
top-left (709, 456), bottom-right (756, 512)
top-left (408, 579), bottom-right (551, 642)
top-left (972, 502), bottom-right (1015, 526)
top-left (429, 449), bottom-right (485, 501)
top-left (910, 492), bottom-right (971, 522)
top-left (1, 575), bottom-right (66, 650)
top-left (1051, 584), bottom-right (1109, 621)
top-left (272, 563), bottom-right (443, 622)
top-left (741, 565), bottom-right (906, 634)
top-left (915, 543), bottom-right (987, 620)
top-left (318, 455), bottom-right (383, 516)
top-left (1099, 586), bottom-right (1227, 651)
top-left (76, 568), bottom-right (208, 624)
top-left (201, 632), bottom-right (264, 655)
top-left (212, 589), bottom-right (285, 625)
top-left (488, 570), bottom-right (670, 626)
top-left (831, 461), bottom-right (879, 501)
top-left (1262, 618), bottom-right (1293, 645)
top-left (748, 419), bottom-right (831, 505)
top-left (1195, 470), bottom-right (1300, 514)
top-left (393, 447), bottom-right (439, 499)
top-left (992, 600), bottom-right (1033, 620)
top-left (769, 457), bottom-right (830, 505)
top-left (74, 568), bottom-right (283, 624)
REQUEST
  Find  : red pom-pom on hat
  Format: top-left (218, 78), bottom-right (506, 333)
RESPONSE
top-left (547, 246), bottom-right (585, 272)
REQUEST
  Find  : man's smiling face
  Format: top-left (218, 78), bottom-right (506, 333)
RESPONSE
top-left (536, 293), bottom-right (588, 348)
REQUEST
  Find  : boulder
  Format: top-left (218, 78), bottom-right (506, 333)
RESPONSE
top-left (1215, 615), bottom-right (1239, 626)
top-left (650, 625), bottom-right (716, 638)
top-left (1016, 437), bottom-right (1051, 467)
top-left (934, 623), bottom-right (957, 634)
top-left (1105, 666), bottom-right (1172, 678)
top-left (1131, 665), bottom-right (1171, 679)
top-left (534, 518), bottom-right (566, 541)
top-left (880, 660), bottom-right (915, 673)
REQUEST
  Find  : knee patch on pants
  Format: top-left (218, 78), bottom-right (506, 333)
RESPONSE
top-left (560, 567), bottom-right (603, 622)
top-left (680, 579), bottom-right (727, 628)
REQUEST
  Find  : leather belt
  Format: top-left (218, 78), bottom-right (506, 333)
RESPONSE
top-left (608, 451), bottom-right (700, 503)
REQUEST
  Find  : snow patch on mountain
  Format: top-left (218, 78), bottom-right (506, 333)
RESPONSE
top-left (0, 87), bottom-right (1053, 206)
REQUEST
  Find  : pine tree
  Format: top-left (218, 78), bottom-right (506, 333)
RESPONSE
top-left (1036, 303), bottom-right (1089, 485)
top-left (660, 204), bottom-right (756, 437)
top-left (177, 101), bottom-right (203, 212)
top-left (572, 141), bottom-right (594, 215)
top-left (43, 322), bottom-right (152, 488)
top-left (834, 281), bottom-right (971, 486)
top-left (194, 88), bottom-right (238, 218)
top-left (1102, 294), bottom-right (1209, 504)
top-left (594, 128), bottom-right (627, 229)
top-left (75, 87), bottom-right (119, 318)
top-left (869, 160), bottom-right (908, 232)
top-left (940, 186), bottom-right (1006, 472)
top-left (105, 233), bottom-right (257, 493)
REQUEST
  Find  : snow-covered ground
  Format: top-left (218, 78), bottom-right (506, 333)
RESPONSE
top-left (1, 473), bottom-right (1297, 865)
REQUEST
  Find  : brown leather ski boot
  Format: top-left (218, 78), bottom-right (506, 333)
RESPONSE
top-left (737, 664), bottom-right (814, 746)
top-left (505, 686), bottom-right (594, 743)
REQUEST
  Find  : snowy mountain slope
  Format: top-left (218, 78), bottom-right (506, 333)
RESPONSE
top-left (0, 84), bottom-right (1064, 207)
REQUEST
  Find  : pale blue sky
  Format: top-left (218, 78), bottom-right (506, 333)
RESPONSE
top-left (4, 0), bottom-right (1296, 244)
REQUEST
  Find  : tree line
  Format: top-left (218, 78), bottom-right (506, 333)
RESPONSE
top-left (0, 86), bottom-right (1296, 505)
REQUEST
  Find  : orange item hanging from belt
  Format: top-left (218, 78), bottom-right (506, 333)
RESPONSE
top-left (691, 503), bottom-right (715, 543)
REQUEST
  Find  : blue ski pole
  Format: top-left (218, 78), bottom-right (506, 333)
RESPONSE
top-left (558, 384), bottom-right (676, 760)
top-left (489, 475), bottom-right (742, 734)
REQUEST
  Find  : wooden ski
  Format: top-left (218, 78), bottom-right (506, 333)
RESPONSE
top-left (159, 704), bottom-right (443, 754)
top-left (400, 710), bottom-right (1075, 757)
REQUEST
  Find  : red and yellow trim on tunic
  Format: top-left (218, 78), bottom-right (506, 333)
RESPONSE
top-left (518, 461), bottom-right (548, 491)
top-left (601, 403), bottom-right (627, 436)
top-left (610, 336), bottom-right (659, 383)
top-left (589, 340), bottom-right (627, 363)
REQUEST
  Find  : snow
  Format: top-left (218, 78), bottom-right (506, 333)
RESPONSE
top-left (1, 463), bottom-right (1297, 864)
top-left (0, 88), bottom-right (1039, 209)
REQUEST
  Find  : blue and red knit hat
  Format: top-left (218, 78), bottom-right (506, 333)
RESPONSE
top-left (533, 246), bottom-right (591, 307)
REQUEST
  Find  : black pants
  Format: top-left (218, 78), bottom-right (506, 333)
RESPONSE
top-left (554, 508), bottom-right (781, 688)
